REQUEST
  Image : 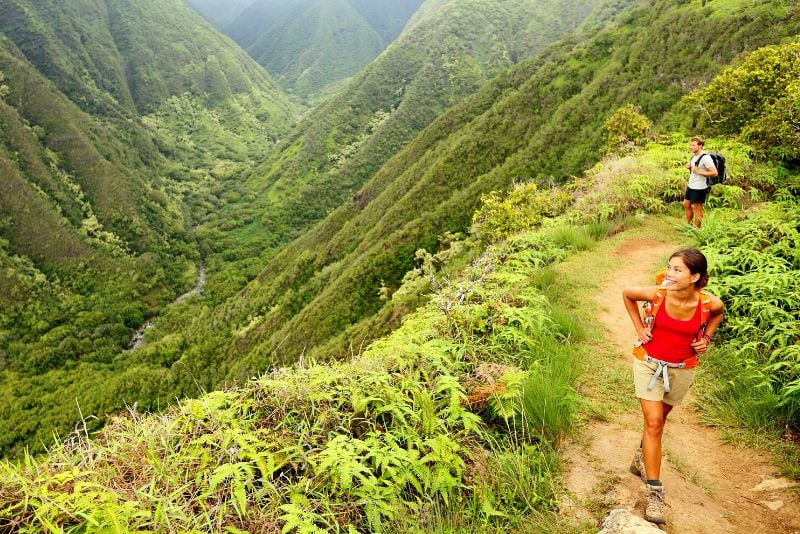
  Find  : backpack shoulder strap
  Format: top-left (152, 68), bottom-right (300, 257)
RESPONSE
top-left (698, 290), bottom-right (713, 335)
top-left (695, 152), bottom-right (708, 166)
top-left (642, 288), bottom-right (667, 330)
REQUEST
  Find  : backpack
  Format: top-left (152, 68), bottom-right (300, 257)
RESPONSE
top-left (696, 152), bottom-right (727, 187)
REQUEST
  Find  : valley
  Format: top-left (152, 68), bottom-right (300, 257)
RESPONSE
top-left (0, 0), bottom-right (799, 531)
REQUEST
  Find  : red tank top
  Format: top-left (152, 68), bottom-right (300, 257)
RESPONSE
top-left (642, 299), bottom-right (702, 363)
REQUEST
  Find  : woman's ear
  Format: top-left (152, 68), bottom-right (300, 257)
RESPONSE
top-left (691, 273), bottom-right (700, 285)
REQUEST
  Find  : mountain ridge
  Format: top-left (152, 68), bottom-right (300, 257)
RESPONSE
top-left (0, 0), bottom-right (297, 455)
top-left (209, 0), bottom-right (799, 383)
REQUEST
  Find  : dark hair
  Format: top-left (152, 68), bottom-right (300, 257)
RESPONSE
top-left (670, 248), bottom-right (708, 288)
top-left (690, 136), bottom-right (705, 147)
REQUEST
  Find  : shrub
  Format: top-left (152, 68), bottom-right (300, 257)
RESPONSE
top-left (603, 104), bottom-right (653, 154)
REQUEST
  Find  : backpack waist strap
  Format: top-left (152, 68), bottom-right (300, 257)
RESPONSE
top-left (634, 347), bottom-right (698, 393)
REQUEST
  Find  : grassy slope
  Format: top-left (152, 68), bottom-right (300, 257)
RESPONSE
top-left (195, 0), bottom-right (612, 303)
top-left (189, 0), bottom-right (799, 383)
top-left (0, 0), bottom-right (297, 455)
top-left (2, 133), bottom-right (795, 531)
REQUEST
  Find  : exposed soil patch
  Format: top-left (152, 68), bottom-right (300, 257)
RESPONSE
top-left (561, 237), bottom-right (800, 533)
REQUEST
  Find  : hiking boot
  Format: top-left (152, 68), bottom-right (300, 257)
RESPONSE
top-left (630, 447), bottom-right (647, 481)
top-left (644, 483), bottom-right (666, 524)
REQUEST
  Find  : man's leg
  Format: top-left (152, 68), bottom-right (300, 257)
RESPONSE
top-left (692, 202), bottom-right (704, 228)
top-left (683, 199), bottom-right (693, 224)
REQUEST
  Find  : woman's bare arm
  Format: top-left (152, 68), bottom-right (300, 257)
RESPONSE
top-left (691, 295), bottom-right (724, 353)
top-left (622, 286), bottom-right (659, 344)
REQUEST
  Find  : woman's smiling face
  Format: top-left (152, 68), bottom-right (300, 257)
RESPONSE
top-left (664, 256), bottom-right (700, 290)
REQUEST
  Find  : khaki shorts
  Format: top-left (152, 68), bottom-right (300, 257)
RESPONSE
top-left (633, 358), bottom-right (697, 406)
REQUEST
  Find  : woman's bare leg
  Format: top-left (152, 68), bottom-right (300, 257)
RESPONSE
top-left (640, 399), bottom-right (669, 479)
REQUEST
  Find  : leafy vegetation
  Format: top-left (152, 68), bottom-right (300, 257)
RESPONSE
top-left (164, 0), bottom-right (799, 392)
top-left (603, 103), bottom-right (653, 153)
top-left (0, 200), bottom-right (592, 532)
top-left (0, 0), bottom-right (296, 456)
top-left (688, 39), bottom-right (800, 164)
top-left (694, 201), bottom-right (800, 428)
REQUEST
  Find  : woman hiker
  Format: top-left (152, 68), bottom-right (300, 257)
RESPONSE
top-left (622, 248), bottom-right (724, 524)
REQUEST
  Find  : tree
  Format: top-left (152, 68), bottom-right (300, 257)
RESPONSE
top-left (603, 104), bottom-right (653, 154)
top-left (689, 40), bottom-right (800, 162)
top-left (0, 70), bottom-right (9, 99)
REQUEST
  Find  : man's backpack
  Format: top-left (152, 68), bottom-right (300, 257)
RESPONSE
top-left (697, 152), bottom-right (726, 187)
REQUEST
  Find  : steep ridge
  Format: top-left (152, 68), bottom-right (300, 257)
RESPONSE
top-left (224, 0), bottom-right (424, 99)
top-left (0, 0), bottom-right (292, 116)
top-left (0, 0), bottom-right (297, 250)
top-left (1, 133), bottom-right (797, 531)
top-left (196, 0), bottom-right (615, 302)
top-left (186, 0), bottom-right (798, 384)
top-left (0, 0), bottom-right (297, 456)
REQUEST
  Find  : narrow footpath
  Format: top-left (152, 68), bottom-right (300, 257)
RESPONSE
top-left (559, 232), bottom-right (800, 533)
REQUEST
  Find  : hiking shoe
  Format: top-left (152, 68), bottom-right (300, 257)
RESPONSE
top-left (644, 483), bottom-right (666, 524)
top-left (630, 447), bottom-right (647, 481)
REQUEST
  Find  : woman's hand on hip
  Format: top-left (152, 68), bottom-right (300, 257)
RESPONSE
top-left (637, 326), bottom-right (653, 344)
top-left (691, 337), bottom-right (709, 354)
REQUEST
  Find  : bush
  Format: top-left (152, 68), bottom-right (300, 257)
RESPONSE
top-left (689, 40), bottom-right (800, 164)
top-left (603, 104), bottom-right (653, 154)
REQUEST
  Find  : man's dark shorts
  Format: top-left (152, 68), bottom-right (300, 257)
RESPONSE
top-left (684, 187), bottom-right (709, 204)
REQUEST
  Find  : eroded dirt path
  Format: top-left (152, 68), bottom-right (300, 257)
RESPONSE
top-left (561, 236), bottom-right (800, 533)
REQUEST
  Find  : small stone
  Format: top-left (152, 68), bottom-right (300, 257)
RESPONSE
top-left (763, 500), bottom-right (784, 511)
top-left (598, 508), bottom-right (663, 533)
top-left (751, 477), bottom-right (799, 492)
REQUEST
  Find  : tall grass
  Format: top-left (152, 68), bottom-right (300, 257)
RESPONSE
top-left (520, 340), bottom-right (581, 444)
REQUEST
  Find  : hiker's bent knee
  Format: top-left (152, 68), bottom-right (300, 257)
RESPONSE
top-left (643, 417), bottom-right (664, 437)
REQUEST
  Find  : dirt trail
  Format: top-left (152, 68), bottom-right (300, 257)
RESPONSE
top-left (561, 237), bottom-right (800, 533)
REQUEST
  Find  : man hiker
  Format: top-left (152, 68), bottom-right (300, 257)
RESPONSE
top-left (683, 136), bottom-right (717, 228)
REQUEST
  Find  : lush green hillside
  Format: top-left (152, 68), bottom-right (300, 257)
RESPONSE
top-left (176, 0), bottom-right (798, 385)
top-left (1, 0), bottom-right (292, 115)
top-left (4, 0), bottom-right (798, 460)
top-left (197, 0), bottom-right (615, 303)
top-left (225, 0), bottom-right (424, 100)
top-left (1, 127), bottom-right (796, 532)
top-left (186, 0), bottom-right (255, 28)
top-left (0, 0), bottom-right (297, 456)
top-left (1, 12), bottom-right (798, 527)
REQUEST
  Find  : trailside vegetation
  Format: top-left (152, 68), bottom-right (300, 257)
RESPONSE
top-left (165, 0), bottom-right (799, 391)
top-left (2, 126), bottom-right (797, 530)
top-left (0, 193), bottom-right (593, 532)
